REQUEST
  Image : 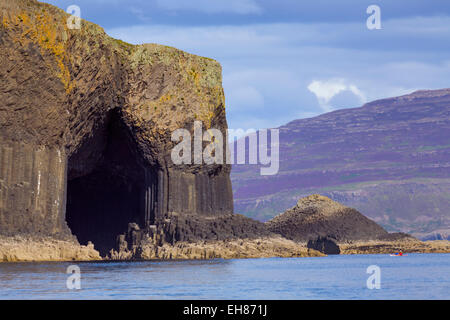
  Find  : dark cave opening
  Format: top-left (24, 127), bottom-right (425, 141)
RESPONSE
top-left (66, 109), bottom-right (158, 256)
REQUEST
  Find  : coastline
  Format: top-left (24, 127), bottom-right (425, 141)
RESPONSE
top-left (0, 235), bottom-right (101, 262)
top-left (109, 236), bottom-right (325, 260)
top-left (2, 235), bottom-right (449, 262)
top-left (339, 239), bottom-right (450, 255)
top-left (1, 235), bottom-right (324, 262)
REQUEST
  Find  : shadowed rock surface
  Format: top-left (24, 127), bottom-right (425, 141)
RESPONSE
top-left (115, 213), bottom-right (273, 255)
top-left (0, 0), bottom-right (237, 256)
top-left (266, 195), bottom-right (391, 242)
top-left (307, 236), bottom-right (340, 255)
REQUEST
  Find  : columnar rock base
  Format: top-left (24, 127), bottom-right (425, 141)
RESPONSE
top-left (110, 236), bottom-right (324, 260)
top-left (109, 213), bottom-right (323, 259)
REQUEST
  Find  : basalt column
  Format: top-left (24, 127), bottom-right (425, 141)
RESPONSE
top-left (166, 168), bottom-right (233, 216)
top-left (0, 143), bottom-right (69, 237)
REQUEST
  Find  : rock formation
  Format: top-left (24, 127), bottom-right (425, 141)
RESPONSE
top-left (0, 235), bottom-right (101, 262)
top-left (110, 236), bottom-right (325, 260)
top-left (339, 239), bottom-right (450, 255)
top-left (266, 194), bottom-right (391, 242)
top-left (307, 236), bottom-right (340, 255)
top-left (0, 0), bottom-right (236, 257)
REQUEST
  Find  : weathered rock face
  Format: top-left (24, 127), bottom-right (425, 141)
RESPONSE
top-left (115, 213), bottom-right (273, 254)
top-left (0, 0), bottom-right (233, 255)
top-left (110, 236), bottom-right (325, 260)
top-left (266, 194), bottom-right (390, 242)
top-left (307, 236), bottom-right (340, 255)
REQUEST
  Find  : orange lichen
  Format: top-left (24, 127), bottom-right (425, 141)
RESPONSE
top-left (2, 11), bottom-right (73, 92)
top-left (188, 68), bottom-right (200, 86)
top-left (159, 94), bottom-right (174, 103)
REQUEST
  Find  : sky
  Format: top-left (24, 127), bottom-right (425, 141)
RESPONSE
top-left (43, 0), bottom-right (450, 131)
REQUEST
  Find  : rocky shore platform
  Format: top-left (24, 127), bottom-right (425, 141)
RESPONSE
top-left (0, 235), bottom-right (100, 262)
top-left (109, 236), bottom-right (324, 260)
top-left (339, 239), bottom-right (450, 254)
top-left (2, 236), bottom-right (448, 262)
top-left (0, 235), bottom-right (324, 262)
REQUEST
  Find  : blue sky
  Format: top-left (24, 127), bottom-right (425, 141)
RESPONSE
top-left (44, 0), bottom-right (450, 131)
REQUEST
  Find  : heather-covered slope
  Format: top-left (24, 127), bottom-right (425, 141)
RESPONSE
top-left (232, 89), bottom-right (450, 239)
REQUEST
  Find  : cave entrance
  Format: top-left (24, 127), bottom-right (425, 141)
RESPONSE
top-left (66, 109), bottom-right (158, 256)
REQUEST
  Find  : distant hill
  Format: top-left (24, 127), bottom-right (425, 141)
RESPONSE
top-left (266, 194), bottom-right (392, 242)
top-left (231, 89), bottom-right (450, 240)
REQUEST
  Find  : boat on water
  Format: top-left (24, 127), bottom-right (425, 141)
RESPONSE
top-left (390, 252), bottom-right (407, 256)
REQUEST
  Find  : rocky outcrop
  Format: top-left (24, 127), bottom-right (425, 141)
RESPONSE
top-left (340, 239), bottom-right (450, 254)
top-left (0, 0), bottom-right (234, 257)
top-left (0, 235), bottom-right (101, 262)
top-left (149, 213), bottom-right (272, 244)
top-left (266, 194), bottom-right (392, 242)
top-left (307, 236), bottom-right (340, 255)
top-left (110, 236), bottom-right (324, 260)
top-left (112, 213), bottom-right (275, 257)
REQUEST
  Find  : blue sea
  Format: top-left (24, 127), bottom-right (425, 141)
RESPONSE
top-left (0, 253), bottom-right (449, 299)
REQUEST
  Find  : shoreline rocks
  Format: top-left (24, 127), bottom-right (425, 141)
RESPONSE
top-left (1, 235), bottom-right (449, 262)
top-left (0, 235), bottom-right (101, 262)
top-left (109, 236), bottom-right (325, 260)
top-left (0, 235), bottom-right (324, 262)
top-left (339, 239), bottom-right (450, 255)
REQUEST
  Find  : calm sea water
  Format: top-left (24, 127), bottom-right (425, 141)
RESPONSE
top-left (0, 253), bottom-right (449, 299)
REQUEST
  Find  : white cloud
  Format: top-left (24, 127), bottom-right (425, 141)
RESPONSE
top-left (307, 79), bottom-right (366, 112)
top-left (156, 0), bottom-right (263, 15)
